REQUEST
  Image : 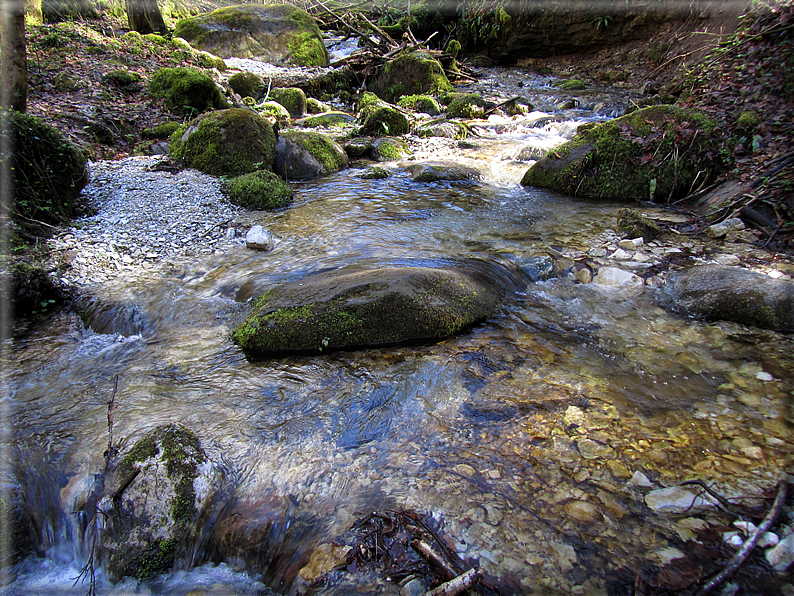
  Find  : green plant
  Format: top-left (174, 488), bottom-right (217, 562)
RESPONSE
top-left (224, 170), bottom-right (293, 210)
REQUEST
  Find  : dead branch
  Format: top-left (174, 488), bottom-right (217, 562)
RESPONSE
top-left (423, 566), bottom-right (483, 596)
top-left (483, 95), bottom-right (522, 117)
top-left (694, 477), bottom-right (788, 596)
top-left (410, 540), bottom-right (458, 582)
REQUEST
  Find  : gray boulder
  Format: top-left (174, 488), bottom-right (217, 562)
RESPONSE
top-left (273, 131), bottom-right (349, 180)
top-left (99, 424), bottom-right (221, 581)
top-left (173, 4), bottom-right (328, 66)
top-left (231, 262), bottom-right (513, 359)
top-left (406, 162), bottom-right (480, 182)
top-left (658, 265), bottom-right (794, 331)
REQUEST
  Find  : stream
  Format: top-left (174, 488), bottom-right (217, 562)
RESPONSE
top-left (2, 58), bottom-right (791, 596)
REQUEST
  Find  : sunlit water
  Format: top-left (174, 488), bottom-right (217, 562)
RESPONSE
top-left (2, 69), bottom-right (791, 596)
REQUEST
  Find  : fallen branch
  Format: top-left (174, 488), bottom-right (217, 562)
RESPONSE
top-left (424, 566), bottom-right (483, 596)
top-left (410, 540), bottom-right (458, 582)
top-left (694, 477), bottom-right (788, 596)
top-left (483, 95), bottom-right (522, 117)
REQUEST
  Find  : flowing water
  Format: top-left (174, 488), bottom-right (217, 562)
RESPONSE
top-left (2, 67), bottom-right (792, 596)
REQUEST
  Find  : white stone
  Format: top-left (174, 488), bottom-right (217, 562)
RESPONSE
top-left (611, 247), bottom-right (633, 260)
top-left (592, 267), bottom-right (644, 288)
top-left (627, 471), bottom-right (653, 488)
top-left (645, 487), bottom-right (716, 513)
top-left (705, 217), bottom-right (745, 238)
top-left (619, 237), bottom-right (644, 250)
top-left (766, 534), bottom-right (794, 571)
top-left (759, 532), bottom-right (780, 548)
top-left (714, 254), bottom-right (741, 266)
top-left (245, 225), bottom-right (276, 251)
top-left (756, 371), bottom-right (774, 381)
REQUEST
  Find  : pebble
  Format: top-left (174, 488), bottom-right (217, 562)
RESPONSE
top-left (48, 156), bottom-right (240, 287)
top-left (766, 534), bottom-right (794, 571)
top-left (645, 487), bottom-right (716, 513)
top-left (245, 225), bottom-right (276, 251)
top-left (564, 500), bottom-right (601, 524)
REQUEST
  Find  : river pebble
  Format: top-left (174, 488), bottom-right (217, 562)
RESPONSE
top-left (48, 156), bottom-right (241, 287)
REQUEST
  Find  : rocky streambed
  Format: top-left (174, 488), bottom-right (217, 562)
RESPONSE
top-left (6, 63), bottom-right (794, 596)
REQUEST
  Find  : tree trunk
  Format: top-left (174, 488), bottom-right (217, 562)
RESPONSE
top-left (1, 0), bottom-right (28, 113)
top-left (125, 0), bottom-right (167, 35)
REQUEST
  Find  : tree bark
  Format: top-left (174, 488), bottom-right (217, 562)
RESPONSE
top-left (1, 0), bottom-right (28, 113)
top-left (125, 0), bottom-right (167, 35)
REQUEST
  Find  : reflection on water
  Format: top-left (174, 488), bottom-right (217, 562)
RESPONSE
top-left (4, 104), bottom-right (791, 596)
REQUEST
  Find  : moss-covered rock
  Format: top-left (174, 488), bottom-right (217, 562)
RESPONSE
top-left (231, 263), bottom-right (507, 359)
top-left (366, 51), bottom-right (453, 103)
top-left (371, 137), bottom-right (409, 161)
top-left (616, 208), bottom-right (662, 242)
top-left (173, 4), bottom-right (328, 66)
top-left (358, 95), bottom-right (411, 137)
top-left (306, 97), bottom-right (330, 114)
top-left (269, 86), bottom-right (307, 118)
top-left (103, 69), bottom-right (143, 94)
top-left (273, 130), bottom-right (349, 180)
top-left (397, 94), bottom-right (442, 116)
top-left (4, 110), bottom-right (88, 228)
top-left (416, 118), bottom-right (469, 140)
top-left (558, 78), bottom-right (586, 91)
top-left (256, 100), bottom-right (291, 124)
top-left (359, 166), bottom-right (391, 179)
top-left (298, 111), bottom-right (356, 128)
top-left (224, 170), bottom-right (293, 211)
top-left (445, 92), bottom-right (486, 119)
top-left (100, 424), bottom-right (221, 582)
top-left (169, 108), bottom-right (276, 176)
top-left (228, 71), bottom-right (264, 99)
top-left (658, 265), bottom-right (794, 331)
top-left (149, 67), bottom-right (229, 116)
top-left (520, 105), bottom-right (728, 202)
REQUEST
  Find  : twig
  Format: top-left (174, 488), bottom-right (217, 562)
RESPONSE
top-left (410, 540), bottom-right (458, 582)
top-left (483, 96), bottom-right (522, 117)
top-left (423, 566), bottom-right (483, 596)
top-left (680, 480), bottom-right (746, 518)
top-left (694, 478), bottom-right (788, 596)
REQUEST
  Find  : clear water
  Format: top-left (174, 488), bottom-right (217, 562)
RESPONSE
top-left (3, 71), bottom-right (791, 596)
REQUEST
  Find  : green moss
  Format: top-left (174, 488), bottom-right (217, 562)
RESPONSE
top-left (149, 67), bottom-right (229, 116)
top-left (559, 79), bottom-right (586, 91)
top-left (104, 69), bottom-right (143, 88)
top-left (288, 30), bottom-right (328, 67)
top-left (153, 121), bottom-right (180, 138)
top-left (257, 100), bottom-right (291, 123)
top-left (133, 538), bottom-right (178, 581)
top-left (224, 170), bottom-right (293, 210)
top-left (358, 98), bottom-right (411, 137)
top-left (299, 132), bottom-right (348, 171)
top-left (195, 50), bottom-right (227, 71)
top-left (368, 52), bottom-right (453, 103)
top-left (306, 97), bottom-right (329, 114)
top-left (446, 39), bottom-right (462, 59)
top-left (736, 110), bottom-right (760, 130)
top-left (371, 137), bottom-right (408, 161)
top-left (228, 71), bottom-right (264, 99)
top-left (300, 111), bottom-right (355, 128)
top-left (446, 93), bottom-right (486, 119)
top-left (169, 108), bottom-right (276, 176)
top-left (521, 105), bottom-right (727, 202)
top-left (270, 87), bottom-right (307, 118)
top-left (4, 110), bottom-right (88, 229)
top-left (118, 435), bottom-right (159, 478)
top-left (397, 94), bottom-right (441, 115)
top-left (360, 166), bottom-right (391, 179)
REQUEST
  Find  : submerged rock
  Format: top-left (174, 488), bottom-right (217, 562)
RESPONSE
top-left (231, 262), bottom-right (510, 359)
top-left (100, 424), bottom-right (221, 581)
top-left (406, 162), bottom-right (480, 182)
top-left (659, 264), bottom-right (794, 331)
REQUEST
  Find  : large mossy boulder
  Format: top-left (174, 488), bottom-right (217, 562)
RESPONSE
top-left (227, 71), bottom-right (265, 99)
top-left (273, 130), bottom-right (348, 180)
top-left (169, 108), bottom-right (276, 176)
top-left (231, 263), bottom-right (508, 359)
top-left (149, 67), bottom-right (229, 116)
top-left (366, 51), bottom-right (453, 103)
top-left (658, 265), bottom-right (794, 332)
top-left (4, 110), bottom-right (88, 228)
top-left (358, 92), bottom-right (411, 137)
top-left (520, 105), bottom-right (728, 202)
top-left (99, 424), bottom-right (221, 582)
top-left (173, 4), bottom-right (328, 67)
